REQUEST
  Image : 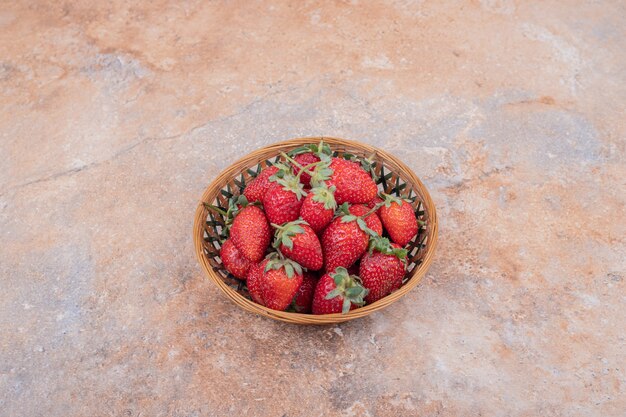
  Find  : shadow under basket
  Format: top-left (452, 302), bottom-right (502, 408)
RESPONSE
top-left (193, 137), bottom-right (438, 324)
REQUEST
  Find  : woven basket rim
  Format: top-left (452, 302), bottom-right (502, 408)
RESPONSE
top-left (193, 136), bottom-right (438, 324)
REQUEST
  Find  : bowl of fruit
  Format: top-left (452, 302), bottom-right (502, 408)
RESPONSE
top-left (193, 137), bottom-right (438, 324)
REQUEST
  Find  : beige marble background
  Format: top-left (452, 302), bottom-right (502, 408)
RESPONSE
top-left (1, 1), bottom-right (625, 416)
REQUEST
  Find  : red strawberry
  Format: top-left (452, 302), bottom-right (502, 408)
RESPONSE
top-left (379, 194), bottom-right (418, 246)
top-left (312, 267), bottom-right (368, 314)
top-left (348, 204), bottom-right (383, 236)
top-left (243, 166), bottom-right (279, 202)
top-left (292, 272), bottom-right (318, 313)
top-left (230, 206), bottom-right (271, 263)
top-left (326, 157), bottom-right (377, 204)
top-left (299, 185), bottom-right (337, 234)
top-left (246, 261), bottom-right (265, 305)
top-left (359, 237), bottom-right (407, 303)
top-left (287, 140), bottom-right (333, 188)
top-left (272, 220), bottom-right (323, 271)
top-left (262, 172), bottom-right (306, 225)
top-left (366, 196), bottom-right (384, 214)
top-left (260, 256), bottom-right (304, 311)
top-left (292, 153), bottom-right (320, 187)
top-left (321, 210), bottom-right (373, 272)
top-left (220, 239), bottom-right (251, 279)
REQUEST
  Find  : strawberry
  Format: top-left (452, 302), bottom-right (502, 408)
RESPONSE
top-left (260, 255), bottom-right (304, 311)
top-left (348, 204), bottom-right (383, 236)
top-left (246, 261), bottom-right (265, 305)
top-left (220, 239), bottom-right (251, 279)
top-left (287, 140), bottom-right (333, 188)
top-left (292, 153), bottom-right (320, 187)
top-left (272, 220), bottom-right (323, 271)
top-left (230, 205), bottom-right (271, 263)
top-left (292, 272), bottom-right (318, 313)
top-left (299, 185), bottom-right (337, 234)
top-left (326, 157), bottom-right (377, 204)
top-left (321, 206), bottom-right (377, 272)
top-left (366, 196), bottom-right (384, 214)
top-left (263, 182), bottom-right (304, 226)
top-left (359, 237), bottom-right (407, 303)
top-left (243, 166), bottom-right (279, 202)
top-left (379, 194), bottom-right (418, 246)
top-left (312, 267), bottom-right (368, 314)
top-left (262, 169), bottom-right (306, 225)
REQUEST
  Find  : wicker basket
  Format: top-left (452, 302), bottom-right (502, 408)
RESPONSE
top-left (193, 137), bottom-right (438, 324)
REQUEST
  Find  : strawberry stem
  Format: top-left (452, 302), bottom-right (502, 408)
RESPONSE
top-left (294, 160), bottom-right (325, 181)
top-left (204, 203), bottom-right (227, 216)
top-left (280, 152), bottom-right (320, 176)
top-left (360, 201), bottom-right (385, 219)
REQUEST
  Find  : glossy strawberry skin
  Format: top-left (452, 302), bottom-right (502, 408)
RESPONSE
top-left (260, 265), bottom-right (303, 311)
top-left (359, 247), bottom-right (405, 303)
top-left (321, 217), bottom-right (369, 272)
top-left (292, 153), bottom-right (320, 188)
top-left (279, 223), bottom-right (323, 271)
top-left (243, 166), bottom-right (279, 202)
top-left (246, 261), bottom-right (265, 305)
top-left (326, 158), bottom-right (377, 204)
top-left (230, 206), bottom-right (271, 263)
top-left (300, 194), bottom-right (334, 234)
top-left (379, 201), bottom-right (418, 246)
top-left (220, 239), bottom-right (251, 279)
top-left (348, 204), bottom-right (383, 236)
top-left (293, 272), bottom-right (318, 313)
top-left (312, 272), bottom-right (357, 314)
top-left (262, 182), bottom-right (303, 225)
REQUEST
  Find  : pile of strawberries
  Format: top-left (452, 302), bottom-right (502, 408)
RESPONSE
top-left (212, 141), bottom-right (419, 315)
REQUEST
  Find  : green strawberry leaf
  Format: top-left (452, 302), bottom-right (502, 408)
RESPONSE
top-left (236, 195), bottom-right (249, 207)
top-left (204, 203), bottom-right (227, 217)
top-left (360, 153), bottom-right (380, 182)
top-left (331, 267), bottom-right (348, 286)
top-left (273, 220), bottom-right (308, 250)
top-left (368, 236), bottom-right (408, 259)
top-left (325, 288), bottom-right (342, 300)
top-left (281, 235), bottom-right (293, 250)
top-left (292, 261), bottom-right (303, 276)
top-left (317, 140), bottom-right (332, 156)
top-left (341, 298), bottom-right (352, 314)
top-left (345, 287), bottom-right (363, 298)
top-left (380, 192), bottom-right (403, 207)
top-left (393, 247), bottom-right (408, 259)
top-left (319, 152), bottom-right (332, 163)
top-left (287, 145), bottom-right (312, 156)
top-left (310, 186), bottom-right (337, 211)
top-left (273, 162), bottom-right (291, 172)
top-left (285, 263), bottom-right (294, 278)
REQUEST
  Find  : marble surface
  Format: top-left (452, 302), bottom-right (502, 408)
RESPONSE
top-left (1, 1), bottom-right (625, 416)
